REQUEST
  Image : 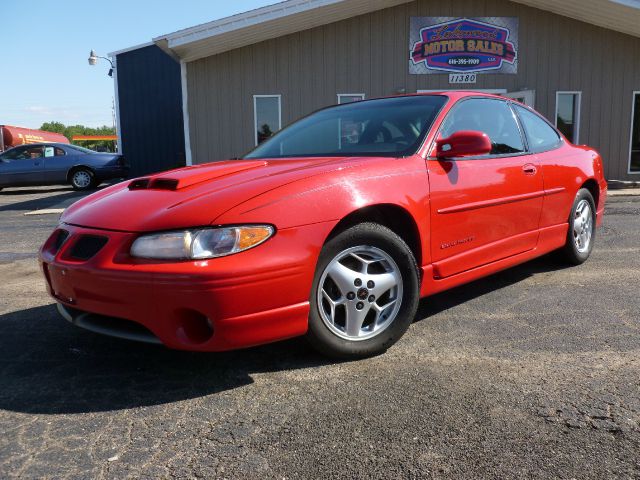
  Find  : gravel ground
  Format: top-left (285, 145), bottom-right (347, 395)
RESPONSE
top-left (0, 186), bottom-right (638, 479)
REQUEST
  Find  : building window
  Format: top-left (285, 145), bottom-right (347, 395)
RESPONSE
top-left (629, 92), bottom-right (640, 174)
top-left (337, 94), bottom-right (365, 104)
top-left (253, 95), bottom-right (281, 145)
top-left (555, 92), bottom-right (581, 144)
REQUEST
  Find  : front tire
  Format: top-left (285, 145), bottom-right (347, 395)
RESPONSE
top-left (306, 223), bottom-right (420, 359)
top-left (70, 168), bottom-right (96, 191)
top-left (559, 188), bottom-right (596, 265)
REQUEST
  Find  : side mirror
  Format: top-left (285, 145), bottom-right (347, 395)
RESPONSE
top-left (435, 130), bottom-right (492, 159)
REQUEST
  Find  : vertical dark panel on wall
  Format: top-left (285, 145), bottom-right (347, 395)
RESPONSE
top-left (116, 45), bottom-right (185, 177)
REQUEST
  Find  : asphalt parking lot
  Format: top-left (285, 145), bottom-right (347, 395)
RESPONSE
top-left (0, 186), bottom-right (639, 479)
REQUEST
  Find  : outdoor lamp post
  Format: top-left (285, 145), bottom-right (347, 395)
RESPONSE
top-left (88, 49), bottom-right (115, 77)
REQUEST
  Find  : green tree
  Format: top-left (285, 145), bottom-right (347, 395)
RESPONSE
top-left (40, 122), bottom-right (116, 152)
top-left (40, 121), bottom-right (66, 135)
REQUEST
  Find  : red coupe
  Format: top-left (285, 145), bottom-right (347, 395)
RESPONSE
top-left (39, 92), bottom-right (607, 358)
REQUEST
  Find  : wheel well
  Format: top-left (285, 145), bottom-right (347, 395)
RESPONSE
top-left (326, 204), bottom-right (422, 265)
top-left (582, 178), bottom-right (599, 207)
top-left (67, 166), bottom-right (94, 182)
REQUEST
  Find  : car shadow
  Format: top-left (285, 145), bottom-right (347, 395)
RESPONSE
top-left (416, 253), bottom-right (566, 319)
top-left (0, 304), bottom-right (335, 415)
top-left (0, 255), bottom-right (567, 415)
top-left (0, 190), bottom-right (90, 212)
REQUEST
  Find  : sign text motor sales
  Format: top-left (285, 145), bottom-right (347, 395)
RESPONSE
top-left (418, 38), bottom-right (507, 57)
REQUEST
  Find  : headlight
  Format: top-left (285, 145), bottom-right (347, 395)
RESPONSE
top-left (130, 225), bottom-right (274, 260)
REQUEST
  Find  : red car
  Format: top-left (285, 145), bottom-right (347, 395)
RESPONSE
top-left (39, 92), bottom-right (607, 358)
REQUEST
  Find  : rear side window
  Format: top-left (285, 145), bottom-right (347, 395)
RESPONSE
top-left (440, 98), bottom-right (525, 155)
top-left (44, 146), bottom-right (67, 157)
top-left (514, 104), bottom-right (561, 153)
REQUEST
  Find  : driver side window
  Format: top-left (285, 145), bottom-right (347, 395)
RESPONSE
top-left (440, 98), bottom-right (525, 156)
top-left (1, 146), bottom-right (31, 160)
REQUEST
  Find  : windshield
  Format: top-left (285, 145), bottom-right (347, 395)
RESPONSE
top-left (65, 145), bottom-right (96, 154)
top-left (245, 95), bottom-right (447, 159)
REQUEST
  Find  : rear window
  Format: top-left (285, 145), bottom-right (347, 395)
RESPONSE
top-left (66, 145), bottom-right (96, 154)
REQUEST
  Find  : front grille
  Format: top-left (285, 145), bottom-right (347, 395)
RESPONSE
top-left (51, 229), bottom-right (69, 253)
top-left (57, 304), bottom-right (162, 345)
top-left (68, 235), bottom-right (108, 260)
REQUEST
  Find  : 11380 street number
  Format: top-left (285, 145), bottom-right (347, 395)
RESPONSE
top-left (449, 73), bottom-right (477, 84)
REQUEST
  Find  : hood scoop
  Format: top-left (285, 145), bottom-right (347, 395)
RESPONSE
top-left (128, 160), bottom-right (267, 191)
top-left (128, 178), bottom-right (178, 190)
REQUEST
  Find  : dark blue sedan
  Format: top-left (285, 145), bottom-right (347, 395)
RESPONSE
top-left (0, 143), bottom-right (128, 191)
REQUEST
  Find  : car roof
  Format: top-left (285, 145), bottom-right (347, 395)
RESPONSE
top-left (340, 90), bottom-right (524, 108)
top-left (401, 90), bottom-right (511, 101)
top-left (412, 91), bottom-right (535, 111)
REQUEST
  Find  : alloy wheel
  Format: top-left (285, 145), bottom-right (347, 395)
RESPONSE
top-left (317, 245), bottom-right (403, 341)
top-left (573, 199), bottom-right (593, 253)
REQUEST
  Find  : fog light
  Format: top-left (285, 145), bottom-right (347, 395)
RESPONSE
top-left (175, 309), bottom-right (214, 345)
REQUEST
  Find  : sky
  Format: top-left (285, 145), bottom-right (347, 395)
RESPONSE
top-left (1, 0), bottom-right (276, 129)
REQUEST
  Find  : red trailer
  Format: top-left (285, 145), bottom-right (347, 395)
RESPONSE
top-left (0, 125), bottom-right (69, 151)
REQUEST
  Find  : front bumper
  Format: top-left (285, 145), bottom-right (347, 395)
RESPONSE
top-left (40, 222), bottom-right (333, 351)
top-left (57, 302), bottom-right (162, 345)
top-left (596, 181), bottom-right (607, 227)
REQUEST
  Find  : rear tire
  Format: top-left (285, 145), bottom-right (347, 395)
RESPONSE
top-left (306, 223), bottom-right (420, 359)
top-left (69, 168), bottom-right (96, 191)
top-left (559, 188), bottom-right (596, 265)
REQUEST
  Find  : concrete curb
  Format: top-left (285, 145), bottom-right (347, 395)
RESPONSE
top-left (608, 189), bottom-right (640, 197)
top-left (23, 208), bottom-right (65, 216)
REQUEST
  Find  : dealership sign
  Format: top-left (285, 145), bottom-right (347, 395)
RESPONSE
top-left (409, 17), bottom-right (518, 74)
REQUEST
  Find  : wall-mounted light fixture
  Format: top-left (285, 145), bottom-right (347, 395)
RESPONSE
top-left (88, 49), bottom-right (115, 77)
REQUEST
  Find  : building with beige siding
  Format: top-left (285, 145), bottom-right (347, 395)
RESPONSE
top-left (114, 0), bottom-right (640, 180)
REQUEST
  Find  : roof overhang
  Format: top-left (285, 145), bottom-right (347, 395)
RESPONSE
top-left (153, 0), bottom-right (413, 62)
top-left (153, 0), bottom-right (640, 63)
top-left (510, 0), bottom-right (640, 38)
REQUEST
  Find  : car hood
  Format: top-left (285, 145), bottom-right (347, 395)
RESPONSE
top-left (61, 157), bottom-right (376, 232)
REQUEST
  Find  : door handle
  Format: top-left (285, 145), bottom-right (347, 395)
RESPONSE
top-left (522, 163), bottom-right (537, 175)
